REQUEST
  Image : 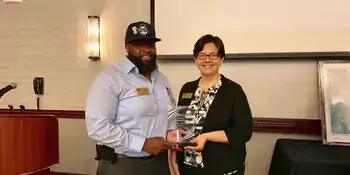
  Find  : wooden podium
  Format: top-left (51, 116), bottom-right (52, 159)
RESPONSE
top-left (0, 114), bottom-right (59, 175)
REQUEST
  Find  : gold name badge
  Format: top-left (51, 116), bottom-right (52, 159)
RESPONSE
top-left (136, 88), bottom-right (150, 95)
top-left (181, 93), bottom-right (193, 99)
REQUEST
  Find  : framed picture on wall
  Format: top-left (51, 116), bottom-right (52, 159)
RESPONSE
top-left (318, 60), bottom-right (350, 146)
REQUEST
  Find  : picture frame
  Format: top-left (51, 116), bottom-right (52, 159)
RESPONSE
top-left (318, 60), bottom-right (350, 146)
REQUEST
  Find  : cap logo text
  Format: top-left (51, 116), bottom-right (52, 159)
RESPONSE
top-left (132, 26), bottom-right (138, 35)
top-left (138, 24), bottom-right (148, 36)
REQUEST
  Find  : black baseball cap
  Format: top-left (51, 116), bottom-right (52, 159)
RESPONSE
top-left (125, 21), bottom-right (161, 44)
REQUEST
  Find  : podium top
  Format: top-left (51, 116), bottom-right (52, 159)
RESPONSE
top-left (0, 113), bottom-right (57, 118)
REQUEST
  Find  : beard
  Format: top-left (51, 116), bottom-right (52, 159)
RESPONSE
top-left (127, 52), bottom-right (157, 74)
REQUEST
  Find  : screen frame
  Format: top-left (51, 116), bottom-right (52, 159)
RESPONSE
top-left (150, 0), bottom-right (350, 61)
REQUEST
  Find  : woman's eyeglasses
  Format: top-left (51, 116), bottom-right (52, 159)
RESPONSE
top-left (196, 53), bottom-right (220, 60)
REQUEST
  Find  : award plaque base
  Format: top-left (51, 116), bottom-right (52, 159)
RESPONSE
top-left (170, 141), bottom-right (197, 148)
top-left (178, 141), bottom-right (197, 147)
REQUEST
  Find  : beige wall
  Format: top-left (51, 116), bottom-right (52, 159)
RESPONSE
top-left (159, 60), bottom-right (320, 119)
top-left (0, 0), bottom-right (149, 110)
top-left (0, 0), bottom-right (326, 175)
top-left (0, 0), bottom-right (325, 120)
top-left (0, 0), bottom-right (100, 109)
top-left (0, 0), bottom-right (324, 117)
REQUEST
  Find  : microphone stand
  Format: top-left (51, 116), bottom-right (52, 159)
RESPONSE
top-left (36, 95), bottom-right (41, 110)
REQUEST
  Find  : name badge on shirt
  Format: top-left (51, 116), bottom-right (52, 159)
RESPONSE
top-left (181, 93), bottom-right (193, 99)
top-left (136, 87), bottom-right (150, 96)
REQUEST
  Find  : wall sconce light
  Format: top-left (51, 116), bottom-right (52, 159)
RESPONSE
top-left (88, 16), bottom-right (100, 61)
top-left (3, 0), bottom-right (22, 3)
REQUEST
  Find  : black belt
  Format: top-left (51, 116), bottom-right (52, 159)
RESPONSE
top-left (117, 154), bottom-right (155, 160)
top-left (95, 145), bottom-right (155, 164)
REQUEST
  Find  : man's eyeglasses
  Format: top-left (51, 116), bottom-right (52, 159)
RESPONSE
top-left (196, 53), bottom-right (220, 60)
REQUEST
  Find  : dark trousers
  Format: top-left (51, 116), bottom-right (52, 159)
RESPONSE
top-left (179, 164), bottom-right (246, 175)
top-left (96, 152), bottom-right (171, 175)
top-left (179, 164), bottom-right (204, 175)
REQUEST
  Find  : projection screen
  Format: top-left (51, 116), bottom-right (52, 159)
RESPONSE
top-left (153, 0), bottom-right (350, 56)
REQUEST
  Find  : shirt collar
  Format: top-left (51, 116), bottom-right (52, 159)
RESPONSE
top-left (118, 57), bottom-right (136, 74)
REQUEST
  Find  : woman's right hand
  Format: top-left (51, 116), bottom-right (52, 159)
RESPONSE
top-left (170, 150), bottom-right (180, 175)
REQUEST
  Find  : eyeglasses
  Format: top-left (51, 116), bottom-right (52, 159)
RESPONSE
top-left (196, 53), bottom-right (220, 60)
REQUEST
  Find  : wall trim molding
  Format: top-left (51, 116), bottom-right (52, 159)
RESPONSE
top-left (253, 117), bottom-right (321, 135)
top-left (0, 108), bottom-right (321, 136)
top-left (25, 168), bottom-right (88, 175)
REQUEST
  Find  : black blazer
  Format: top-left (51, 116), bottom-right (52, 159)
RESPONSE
top-left (177, 75), bottom-right (253, 175)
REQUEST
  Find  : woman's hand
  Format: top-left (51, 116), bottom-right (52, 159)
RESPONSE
top-left (170, 150), bottom-right (180, 175)
top-left (185, 134), bottom-right (208, 151)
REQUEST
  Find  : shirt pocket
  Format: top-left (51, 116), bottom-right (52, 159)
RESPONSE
top-left (156, 87), bottom-right (172, 113)
top-left (118, 90), bottom-right (157, 117)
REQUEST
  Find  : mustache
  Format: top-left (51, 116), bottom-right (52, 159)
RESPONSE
top-left (140, 52), bottom-right (152, 56)
top-left (202, 64), bottom-right (214, 66)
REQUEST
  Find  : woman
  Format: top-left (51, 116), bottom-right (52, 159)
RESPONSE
top-left (170, 34), bottom-right (253, 175)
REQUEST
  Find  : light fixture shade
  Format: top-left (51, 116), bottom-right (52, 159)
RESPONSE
top-left (3, 0), bottom-right (22, 3)
top-left (88, 16), bottom-right (100, 61)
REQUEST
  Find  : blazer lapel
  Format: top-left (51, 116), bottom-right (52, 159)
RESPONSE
top-left (178, 78), bottom-right (199, 106)
top-left (201, 75), bottom-right (228, 133)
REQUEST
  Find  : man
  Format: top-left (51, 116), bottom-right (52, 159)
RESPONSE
top-left (85, 21), bottom-right (176, 175)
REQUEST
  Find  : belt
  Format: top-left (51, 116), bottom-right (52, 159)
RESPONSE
top-left (95, 144), bottom-right (156, 164)
top-left (117, 154), bottom-right (155, 160)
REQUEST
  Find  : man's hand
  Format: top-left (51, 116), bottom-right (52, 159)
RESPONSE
top-left (167, 129), bottom-right (179, 143)
top-left (167, 129), bottom-right (186, 151)
top-left (142, 137), bottom-right (170, 155)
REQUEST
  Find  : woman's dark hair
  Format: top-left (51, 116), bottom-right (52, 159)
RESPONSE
top-left (193, 34), bottom-right (225, 58)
